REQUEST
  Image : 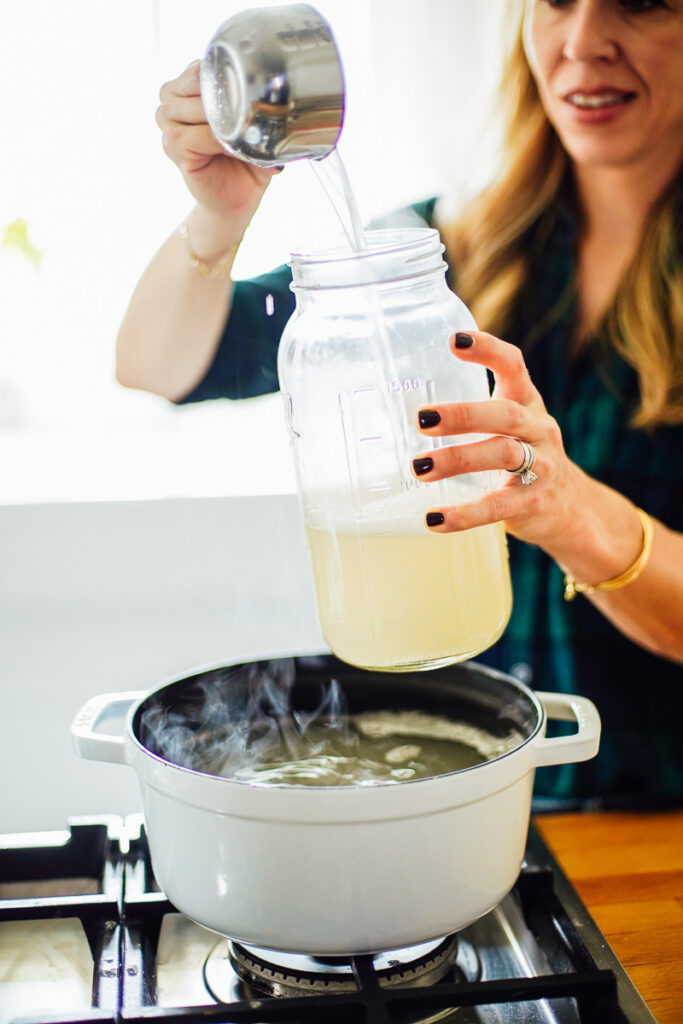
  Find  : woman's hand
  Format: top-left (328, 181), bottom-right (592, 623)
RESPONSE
top-left (156, 61), bottom-right (280, 229)
top-left (412, 330), bottom-right (586, 555)
top-left (117, 60), bottom-right (282, 400)
top-left (411, 329), bottom-right (683, 663)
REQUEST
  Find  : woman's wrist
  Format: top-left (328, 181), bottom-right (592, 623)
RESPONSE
top-left (563, 508), bottom-right (653, 601)
top-left (544, 466), bottom-right (646, 588)
top-left (184, 204), bottom-right (246, 265)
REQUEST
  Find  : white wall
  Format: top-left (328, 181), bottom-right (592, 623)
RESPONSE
top-left (0, 495), bottom-right (325, 832)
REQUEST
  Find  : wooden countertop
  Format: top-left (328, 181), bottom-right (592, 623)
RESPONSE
top-left (536, 811), bottom-right (683, 1024)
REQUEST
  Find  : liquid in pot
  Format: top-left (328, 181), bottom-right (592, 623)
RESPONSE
top-left (143, 702), bottom-right (523, 788)
top-left (232, 710), bottom-right (521, 786)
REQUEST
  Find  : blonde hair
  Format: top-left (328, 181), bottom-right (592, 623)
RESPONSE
top-left (440, 7), bottom-right (683, 428)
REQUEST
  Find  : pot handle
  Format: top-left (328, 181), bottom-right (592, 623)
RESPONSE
top-left (533, 692), bottom-right (601, 767)
top-left (71, 691), bottom-right (146, 765)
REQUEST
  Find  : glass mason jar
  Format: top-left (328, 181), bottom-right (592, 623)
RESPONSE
top-left (278, 228), bottom-right (513, 672)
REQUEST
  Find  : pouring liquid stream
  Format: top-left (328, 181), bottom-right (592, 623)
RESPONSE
top-left (309, 150), bottom-right (412, 472)
top-left (310, 150), bottom-right (367, 252)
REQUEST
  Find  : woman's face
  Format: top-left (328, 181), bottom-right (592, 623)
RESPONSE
top-left (523, 0), bottom-right (683, 174)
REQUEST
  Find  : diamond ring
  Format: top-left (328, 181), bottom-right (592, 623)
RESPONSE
top-left (509, 440), bottom-right (538, 486)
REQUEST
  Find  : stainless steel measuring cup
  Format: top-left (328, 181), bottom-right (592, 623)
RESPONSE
top-left (200, 4), bottom-right (345, 167)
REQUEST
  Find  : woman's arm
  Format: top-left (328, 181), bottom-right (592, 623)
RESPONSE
top-left (116, 205), bottom-right (240, 401)
top-left (116, 61), bottom-right (279, 402)
top-left (412, 330), bottom-right (683, 664)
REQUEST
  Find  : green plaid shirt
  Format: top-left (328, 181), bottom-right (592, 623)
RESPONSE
top-left (179, 198), bottom-right (683, 809)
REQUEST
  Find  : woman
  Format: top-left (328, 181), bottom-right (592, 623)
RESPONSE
top-left (116, 0), bottom-right (683, 808)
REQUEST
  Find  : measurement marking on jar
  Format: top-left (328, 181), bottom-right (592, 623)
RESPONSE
top-left (360, 435), bottom-right (384, 443)
top-left (352, 386), bottom-right (377, 394)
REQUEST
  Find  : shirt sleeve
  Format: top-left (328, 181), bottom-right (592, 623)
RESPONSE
top-left (174, 264), bottom-right (295, 404)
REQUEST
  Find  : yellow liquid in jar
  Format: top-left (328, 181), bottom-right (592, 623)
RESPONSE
top-left (306, 522), bottom-right (512, 672)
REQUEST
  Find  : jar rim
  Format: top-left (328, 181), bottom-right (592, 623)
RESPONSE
top-left (288, 227), bottom-right (447, 290)
top-left (289, 227), bottom-right (442, 267)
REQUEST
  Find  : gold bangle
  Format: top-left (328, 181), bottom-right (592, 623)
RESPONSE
top-left (178, 220), bottom-right (238, 279)
top-left (564, 508), bottom-right (654, 602)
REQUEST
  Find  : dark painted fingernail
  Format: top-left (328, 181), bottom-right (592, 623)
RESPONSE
top-left (455, 332), bottom-right (474, 349)
top-left (273, 164), bottom-right (285, 173)
top-left (413, 457), bottom-right (434, 476)
top-left (418, 409), bottom-right (441, 429)
top-left (426, 512), bottom-right (445, 527)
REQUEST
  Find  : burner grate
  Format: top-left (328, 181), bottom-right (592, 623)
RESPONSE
top-left (114, 970), bottom-right (620, 1024)
top-left (0, 816), bottom-right (655, 1024)
top-left (0, 820), bottom-right (123, 1024)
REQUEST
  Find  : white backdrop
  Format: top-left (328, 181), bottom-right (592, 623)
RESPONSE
top-left (0, 0), bottom-right (506, 503)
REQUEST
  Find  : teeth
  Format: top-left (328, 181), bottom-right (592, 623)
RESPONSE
top-left (567, 92), bottom-right (628, 109)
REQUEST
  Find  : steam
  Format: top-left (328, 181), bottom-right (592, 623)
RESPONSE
top-left (138, 660), bottom-right (524, 787)
top-left (139, 659), bottom-right (355, 781)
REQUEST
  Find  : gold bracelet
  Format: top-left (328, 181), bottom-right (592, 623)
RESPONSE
top-left (178, 220), bottom-right (238, 279)
top-left (564, 508), bottom-right (654, 602)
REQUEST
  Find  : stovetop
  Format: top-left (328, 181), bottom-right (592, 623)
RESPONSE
top-left (0, 815), bottom-right (656, 1024)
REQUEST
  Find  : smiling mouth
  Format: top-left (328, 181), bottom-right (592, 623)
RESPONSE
top-left (565, 91), bottom-right (636, 110)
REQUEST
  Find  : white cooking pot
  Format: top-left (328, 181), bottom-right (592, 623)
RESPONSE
top-left (72, 655), bottom-right (600, 955)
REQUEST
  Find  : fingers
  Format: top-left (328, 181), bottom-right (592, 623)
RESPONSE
top-left (405, 333), bottom-right (566, 537)
top-left (156, 94), bottom-right (207, 128)
top-left (157, 60), bottom-right (206, 137)
top-left (414, 398), bottom-right (543, 444)
top-left (424, 487), bottom-right (539, 533)
top-left (161, 60), bottom-right (201, 99)
top-left (412, 435), bottom-right (530, 481)
top-left (157, 62), bottom-right (207, 140)
top-left (411, 330), bottom-right (560, 537)
top-left (157, 62), bottom-right (221, 172)
top-left (416, 326), bottom-right (562, 450)
top-left (450, 330), bottom-right (540, 407)
top-left (160, 123), bottom-right (225, 171)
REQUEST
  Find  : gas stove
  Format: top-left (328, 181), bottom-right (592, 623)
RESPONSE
top-left (0, 815), bottom-right (655, 1024)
